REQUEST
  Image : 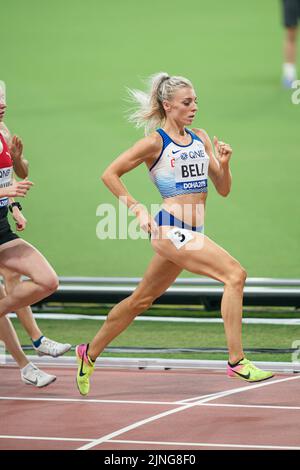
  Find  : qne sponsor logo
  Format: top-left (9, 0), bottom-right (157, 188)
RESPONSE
top-left (170, 149), bottom-right (206, 166)
top-left (181, 149), bottom-right (206, 160)
top-left (0, 168), bottom-right (11, 178)
top-left (0, 197), bottom-right (8, 207)
top-left (176, 180), bottom-right (207, 189)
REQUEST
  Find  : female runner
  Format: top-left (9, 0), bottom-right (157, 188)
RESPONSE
top-left (76, 73), bottom-right (273, 395)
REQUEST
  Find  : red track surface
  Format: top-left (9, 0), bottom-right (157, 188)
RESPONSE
top-left (0, 365), bottom-right (299, 450)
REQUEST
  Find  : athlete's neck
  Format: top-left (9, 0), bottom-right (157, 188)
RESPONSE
top-left (163, 120), bottom-right (187, 139)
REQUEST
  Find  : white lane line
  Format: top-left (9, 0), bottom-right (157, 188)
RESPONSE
top-left (203, 403), bottom-right (300, 410)
top-left (0, 396), bottom-right (178, 406)
top-left (9, 312), bottom-right (300, 325)
top-left (2, 435), bottom-right (299, 450)
top-left (0, 392), bottom-right (226, 406)
top-left (1, 395), bottom-right (299, 411)
top-left (178, 390), bottom-right (230, 403)
top-left (109, 439), bottom-right (300, 450)
top-left (0, 435), bottom-right (91, 442)
top-left (77, 375), bottom-right (300, 451)
top-left (177, 375), bottom-right (299, 403)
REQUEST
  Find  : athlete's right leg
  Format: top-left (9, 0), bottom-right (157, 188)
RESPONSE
top-left (0, 269), bottom-right (42, 340)
top-left (283, 26), bottom-right (298, 86)
top-left (151, 229), bottom-right (273, 382)
top-left (284, 26), bottom-right (298, 63)
top-left (152, 229), bottom-right (247, 365)
top-left (0, 287), bottom-right (56, 387)
top-left (88, 253), bottom-right (182, 359)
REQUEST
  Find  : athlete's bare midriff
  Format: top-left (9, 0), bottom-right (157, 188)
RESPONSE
top-left (162, 192), bottom-right (207, 227)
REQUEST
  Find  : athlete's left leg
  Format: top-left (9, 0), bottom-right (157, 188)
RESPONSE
top-left (0, 239), bottom-right (59, 318)
top-left (76, 253), bottom-right (182, 395)
top-left (0, 286), bottom-right (56, 386)
top-left (88, 253), bottom-right (182, 360)
top-left (0, 268), bottom-right (71, 357)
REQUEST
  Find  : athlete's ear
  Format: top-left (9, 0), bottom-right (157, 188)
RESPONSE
top-left (162, 100), bottom-right (171, 112)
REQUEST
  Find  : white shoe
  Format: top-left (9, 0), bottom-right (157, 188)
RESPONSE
top-left (21, 363), bottom-right (56, 387)
top-left (34, 337), bottom-right (72, 357)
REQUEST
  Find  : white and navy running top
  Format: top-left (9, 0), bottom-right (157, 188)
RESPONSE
top-left (0, 132), bottom-right (13, 208)
top-left (149, 128), bottom-right (209, 199)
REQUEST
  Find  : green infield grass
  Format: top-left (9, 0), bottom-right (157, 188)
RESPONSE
top-left (1, 0), bottom-right (299, 277)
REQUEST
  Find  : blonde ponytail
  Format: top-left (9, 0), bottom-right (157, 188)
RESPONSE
top-left (127, 72), bottom-right (193, 135)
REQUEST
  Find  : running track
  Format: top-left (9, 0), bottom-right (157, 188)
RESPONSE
top-left (0, 364), bottom-right (300, 450)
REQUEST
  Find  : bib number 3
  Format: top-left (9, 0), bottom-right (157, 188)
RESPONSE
top-left (166, 228), bottom-right (194, 250)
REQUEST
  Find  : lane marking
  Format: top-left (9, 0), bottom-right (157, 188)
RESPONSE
top-left (0, 396), bottom-right (178, 406)
top-left (1, 435), bottom-right (300, 450)
top-left (177, 375), bottom-right (300, 403)
top-left (109, 439), bottom-right (300, 450)
top-left (203, 403), bottom-right (300, 410)
top-left (0, 435), bottom-right (91, 442)
top-left (1, 393), bottom-right (300, 411)
top-left (77, 375), bottom-right (300, 450)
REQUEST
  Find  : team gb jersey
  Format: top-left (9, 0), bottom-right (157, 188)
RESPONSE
top-left (149, 128), bottom-right (209, 199)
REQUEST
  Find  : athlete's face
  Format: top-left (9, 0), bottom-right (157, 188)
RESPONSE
top-left (0, 88), bottom-right (6, 122)
top-left (164, 87), bottom-right (198, 125)
top-left (0, 103), bottom-right (6, 122)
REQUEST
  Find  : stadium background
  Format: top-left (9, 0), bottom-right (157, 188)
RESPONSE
top-left (1, 0), bottom-right (299, 363)
top-left (1, 0), bottom-right (299, 278)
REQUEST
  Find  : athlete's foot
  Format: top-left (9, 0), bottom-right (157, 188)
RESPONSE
top-left (227, 358), bottom-right (274, 383)
top-left (21, 362), bottom-right (56, 387)
top-left (76, 343), bottom-right (95, 396)
top-left (33, 336), bottom-right (72, 357)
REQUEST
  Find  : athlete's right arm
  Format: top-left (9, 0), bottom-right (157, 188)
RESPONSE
top-left (101, 134), bottom-right (161, 209)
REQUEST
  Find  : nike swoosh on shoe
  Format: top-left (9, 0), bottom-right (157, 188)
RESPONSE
top-left (233, 370), bottom-right (251, 380)
top-left (79, 356), bottom-right (86, 377)
top-left (24, 378), bottom-right (38, 385)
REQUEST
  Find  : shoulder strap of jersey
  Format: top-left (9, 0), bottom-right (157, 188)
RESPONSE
top-left (156, 128), bottom-right (173, 148)
top-left (149, 128), bottom-right (172, 172)
top-left (186, 128), bottom-right (204, 144)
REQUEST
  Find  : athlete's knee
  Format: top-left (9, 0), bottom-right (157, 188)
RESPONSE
top-left (127, 293), bottom-right (154, 316)
top-left (38, 272), bottom-right (59, 294)
top-left (226, 265), bottom-right (247, 289)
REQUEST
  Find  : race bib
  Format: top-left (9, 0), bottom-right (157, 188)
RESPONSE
top-left (175, 155), bottom-right (209, 191)
top-left (166, 227), bottom-right (194, 250)
top-left (0, 198), bottom-right (8, 207)
top-left (0, 166), bottom-right (13, 207)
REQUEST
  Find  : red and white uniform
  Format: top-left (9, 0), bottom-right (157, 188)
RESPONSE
top-left (0, 132), bottom-right (13, 208)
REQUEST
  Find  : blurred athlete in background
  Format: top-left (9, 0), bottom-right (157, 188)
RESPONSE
top-left (282, 0), bottom-right (300, 87)
top-left (0, 80), bottom-right (70, 384)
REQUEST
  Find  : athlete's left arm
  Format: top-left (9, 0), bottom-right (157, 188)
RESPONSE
top-left (1, 123), bottom-right (29, 179)
top-left (192, 128), bottom-right (232, 197)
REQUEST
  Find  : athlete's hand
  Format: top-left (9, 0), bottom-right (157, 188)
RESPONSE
top-left (133, 205), bottom-right (158, 235)
top-left (213, 137), bottom-right (232, 166)
top-left (10, 135), bottom-right (23, 161)
top-left (12, 208), bottom-right (27, 231)
top-left (4, 179), bottom-right (33, 198)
